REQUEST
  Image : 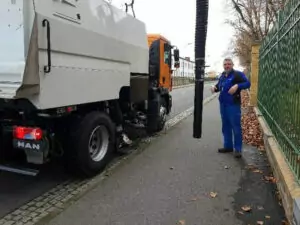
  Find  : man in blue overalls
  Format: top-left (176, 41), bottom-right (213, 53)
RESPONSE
top-left (211, 58), bottom-right (251, 158)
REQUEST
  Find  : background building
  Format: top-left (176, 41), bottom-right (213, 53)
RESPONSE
top-left (171, 55), bottom-right (220, 80)
top-left (171, 55), bottom-right (195, 78)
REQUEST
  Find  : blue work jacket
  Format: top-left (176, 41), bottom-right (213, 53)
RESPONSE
top-left (214, 70), bottom-right (251, 105)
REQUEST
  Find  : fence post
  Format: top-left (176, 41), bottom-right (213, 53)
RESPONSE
top-left (250, 43), bottom-right (260, 106)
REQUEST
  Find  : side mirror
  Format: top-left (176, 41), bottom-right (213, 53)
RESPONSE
top-left (173, 49), bottom-right (180, 68)
top-left (174, 49), bottom-right (180, 62)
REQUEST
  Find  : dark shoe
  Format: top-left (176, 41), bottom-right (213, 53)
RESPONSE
top-left (234, 152), bottom-right (242, 158)
top-left (218, 148), bottom-right (234, 153)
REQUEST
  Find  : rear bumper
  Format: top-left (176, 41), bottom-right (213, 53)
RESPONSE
top-left (0, 124), bottom-right (48, 165)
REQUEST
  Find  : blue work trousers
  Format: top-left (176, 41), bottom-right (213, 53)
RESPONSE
top-left (220, 103), bottom-right (242, 152)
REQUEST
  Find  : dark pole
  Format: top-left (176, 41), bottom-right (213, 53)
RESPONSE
top-left (193, 0), bottom-right (209, 138)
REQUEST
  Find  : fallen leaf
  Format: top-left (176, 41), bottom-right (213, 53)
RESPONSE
top-left (241, 205), bottom-right (252, 212)
top-left (241, 91), bottom-right (264, 149)
top-left (257, 221), bottom-right (264, 225)
top-left (210, 192), bottom-right (218, 198)
top-left (265, 215), bottom-right (271, 219)
top-left (253, 169), bottom-right (263, 173)
top-left (238, 211), bottom-right (244, 215)
top-left (246, 164), bottom-right (256, 170)
top-left (178, 220), bottom-right (185, 225)
top-left (264, 176), bottom-right (272, 180)
top-left (264, 176), bottom-right (277, 183)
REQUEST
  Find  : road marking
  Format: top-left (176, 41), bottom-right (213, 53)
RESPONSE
top-left (0, 93), bottom-right (218, 225)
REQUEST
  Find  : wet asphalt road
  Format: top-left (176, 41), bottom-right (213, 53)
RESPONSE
top-left (169, 84), bottom-right (213, 118)
top-left (47, 96), bottom-right (286, 225)
top-left (0, 83), bottom-right (213, 218)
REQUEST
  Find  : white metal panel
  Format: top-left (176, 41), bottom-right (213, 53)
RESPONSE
top-left (0, 0), bottom-right (150, 109)
top-left (0, 0), bottom-right (35, 98)
top-left (34, 0), bottom-right (149, 73)
top-left (30, 0), bottom-right (149, 109)
top-left (32, 50), bottom-right (130, 109)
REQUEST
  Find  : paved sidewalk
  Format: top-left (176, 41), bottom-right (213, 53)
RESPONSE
top-left (46, 98), bottom-right (286, 225)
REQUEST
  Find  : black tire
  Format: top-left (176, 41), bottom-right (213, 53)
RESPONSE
top-left (64, 111), bottom-right (116, 177)
top-left (156, 97), bottom-right (167, 132)
top-left (147, 95), bottom-right (167, 134)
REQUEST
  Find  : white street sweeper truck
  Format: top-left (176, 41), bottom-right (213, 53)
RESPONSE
top-left (0, 0), bottom-right (180, 177)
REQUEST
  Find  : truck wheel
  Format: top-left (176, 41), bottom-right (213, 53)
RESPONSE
top-left (65, 111), bottom-right (115, 177)
top-left (147, 95), bottom-right (167, 134)
top-left (156, 98), bottom-right (167, 131)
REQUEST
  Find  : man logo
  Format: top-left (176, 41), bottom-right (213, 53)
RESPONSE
top-left (17, 141), bottom-right (40, 151)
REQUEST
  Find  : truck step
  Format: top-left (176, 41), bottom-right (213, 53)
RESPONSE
top-left (124, 120), bottom-right (145, 129)
top-left (0, 164), bottom-right (39, 176)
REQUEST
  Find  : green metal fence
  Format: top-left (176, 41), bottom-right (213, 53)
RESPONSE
top-left (258, 0), bottom-right (300, 181)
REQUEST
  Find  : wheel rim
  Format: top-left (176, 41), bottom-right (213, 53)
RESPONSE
top-left (88, 125), bottom-right (109, 162)
top-left (160, 105), bottom-right (167, 125)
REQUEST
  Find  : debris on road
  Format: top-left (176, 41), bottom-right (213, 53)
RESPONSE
top-left (210, 192), bottom-right (218, 198)
top-left (241, 205), bottom-right (252, 212)
top-left (241, 91), bottom-right (264, 150)
top-left (178, 219), bottom-right (186, 225)
top-left (282, 219), bottom-right (289, 225)
top-left (264, 175), bottom-right (276, 183)
top-left (252, 169), bottom-right (263, 174)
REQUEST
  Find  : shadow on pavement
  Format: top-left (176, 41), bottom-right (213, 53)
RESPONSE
top-left (233, 144), bottom-right (287, 225)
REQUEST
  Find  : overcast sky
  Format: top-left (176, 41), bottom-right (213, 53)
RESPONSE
top-left (113, 0), bottom-right (241, 73)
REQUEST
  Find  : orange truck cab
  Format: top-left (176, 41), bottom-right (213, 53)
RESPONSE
top-left (144, 34), bottom-right (180, 131)
top-left (147, 34), bottom-right (180, 92)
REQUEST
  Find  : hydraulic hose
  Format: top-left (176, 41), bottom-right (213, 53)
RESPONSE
top-left (193, 0), bottom-right (209, 138)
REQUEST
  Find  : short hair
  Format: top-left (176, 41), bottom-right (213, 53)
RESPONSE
top-left (223, 58), bottom-right (234, 64)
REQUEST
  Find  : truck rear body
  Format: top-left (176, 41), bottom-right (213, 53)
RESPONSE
top-left (0, 0), bottom-right (180, 177)
top-left (0, 0), bottom-right (149, 110)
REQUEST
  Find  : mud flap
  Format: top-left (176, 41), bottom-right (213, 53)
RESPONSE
top-left (147, 90), bottom-right (161, 133)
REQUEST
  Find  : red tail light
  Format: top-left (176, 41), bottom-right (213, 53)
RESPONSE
top-left (13, 126), bottom-right (43, 140)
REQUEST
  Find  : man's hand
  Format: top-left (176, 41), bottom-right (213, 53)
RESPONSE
top-left (211, 85), bottom-right (216, 93)
top-left (228, 84), bottom-right (238, 95)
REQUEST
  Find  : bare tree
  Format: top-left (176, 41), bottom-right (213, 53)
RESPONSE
top-left (228, 0), bottom-right (287, 68)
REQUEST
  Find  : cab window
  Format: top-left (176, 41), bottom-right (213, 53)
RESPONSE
top-left (164, 43), bottom-right (171, 65)
top-left (164, 51), bottom-right (170, 64)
